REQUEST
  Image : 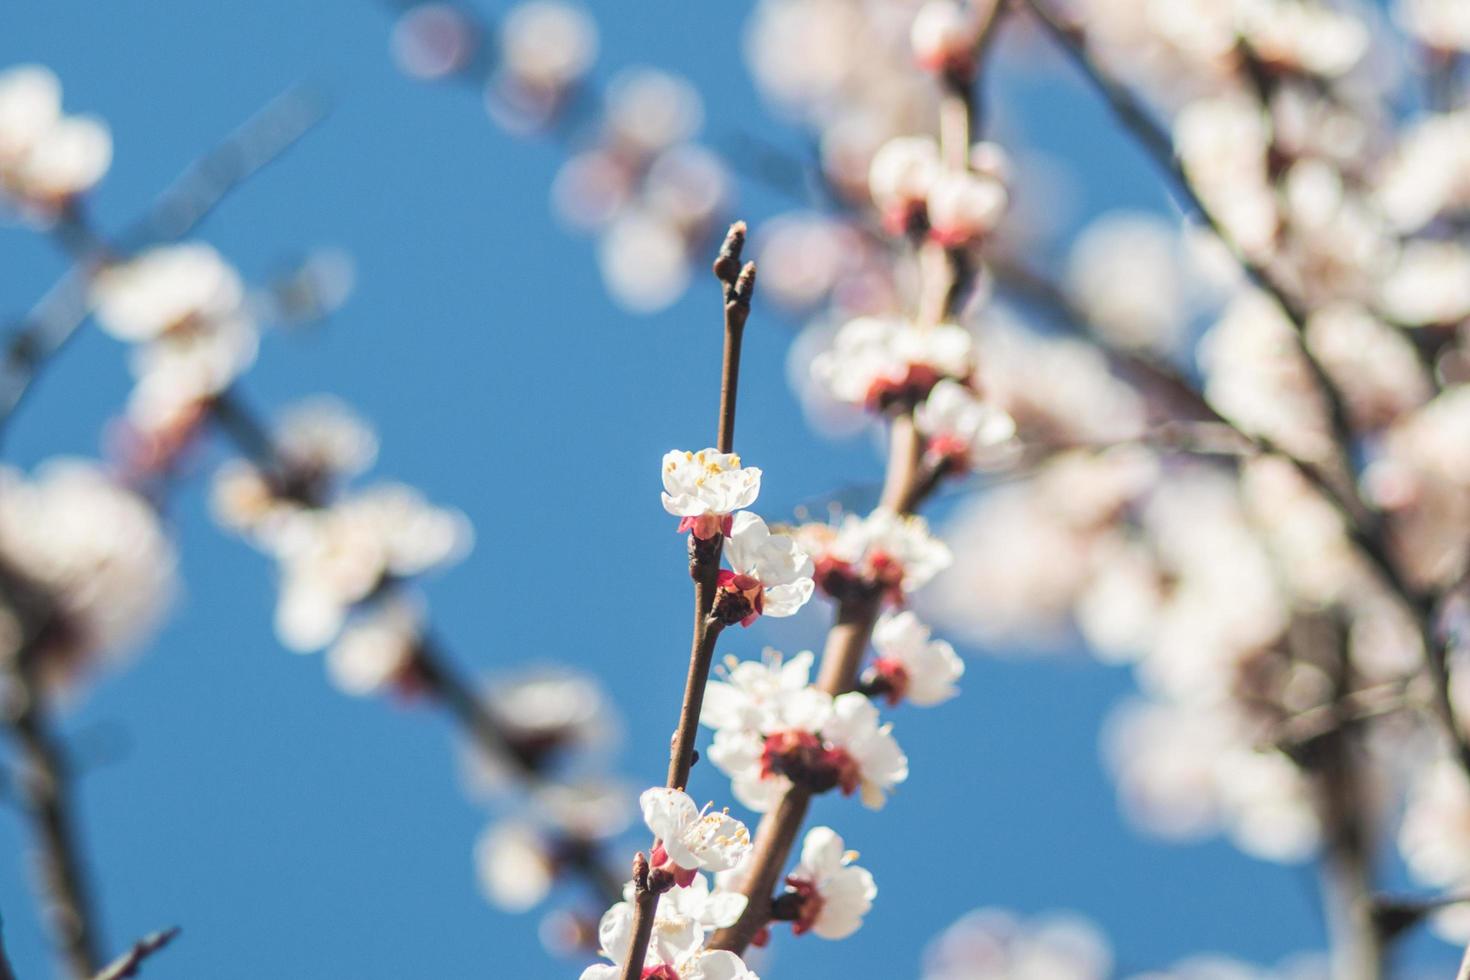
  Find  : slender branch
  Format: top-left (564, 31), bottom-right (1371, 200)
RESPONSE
top-left (0, 918), bottom-right (13, 980)
top-left (1018, 0), bottom-right (1362, 498)
top-left (623, 222), bottom-right (755, 978)
top-left (9, 680), bottom-right (102, 978)
top-left (715, 44), bottom-right (986, 957)
top-left (1298, 612), bottom-right (1385, 980)
top-left (1460, 943), bottom-right (1470, 980)
top-left (89, 927), bottom-right (179, 980)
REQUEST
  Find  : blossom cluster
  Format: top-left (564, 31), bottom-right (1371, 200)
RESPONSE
top-left (389, 1), bottom-right (733, 313)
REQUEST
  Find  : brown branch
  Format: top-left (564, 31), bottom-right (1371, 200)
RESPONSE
top-left (1018, 0), bottom-right (1362, 501)
top-left (9, 676), bottom-right (102, 978)
top-left (0, 921), bottom-right (14, 980)
top-left (622, 223), bottom-right (755, 978)
top-left (89, 927), bottom-right (179, 980)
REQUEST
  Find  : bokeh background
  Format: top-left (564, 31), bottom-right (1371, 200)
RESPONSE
top-left (0, 2), bottom-right (1457, 977)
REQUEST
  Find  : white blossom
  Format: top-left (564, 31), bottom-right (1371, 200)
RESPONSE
top-left (914, 379), bottom-right (1017, 471)
top-left (926, 168), bottom-right (1008, 246)
top-left (718, 512), bottom-right (815, 623)
top-left (0, 460), bottom-right (177, 693)
top-left (475, 821), bottom-right (557, 912)
top-left (580, 898), bottom-right (759, 980)
top-left (811, 316), bottom-right (973, 410)
top-left (641, 788), bottom-right (752, 880)
top-left (661, 449), bottom-right (762, 539)
top-left (782, 826), bottom-right (876, 939)
top-left (869, 610), bottom-right (964, 706)
top-left (821, 691), bottom-right (909, 809)
top-left (826, 508), bottom-right (953, 599)
top-left (324, 597), bottom-right (421, 696)
top-left (0, 64), bottom-right (110, 210)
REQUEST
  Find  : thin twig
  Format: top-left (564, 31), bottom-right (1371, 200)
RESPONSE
top-left (0, 912), bottom-right (17, 980)
top-left (89, 927), bottom-right (179, 980)
top-left (1018, 0), bottom-right (1362, 498)
top-left (623, 224), bottom-right (755, 979)
top-left (10, 681), bottom-right (102, 978)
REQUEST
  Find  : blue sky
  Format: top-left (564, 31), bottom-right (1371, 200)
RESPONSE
top-left (0, 2), bottom-right (1458, 977)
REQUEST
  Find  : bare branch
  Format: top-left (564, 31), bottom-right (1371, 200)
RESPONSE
top-left (90, 927), bottom-right (179, 980)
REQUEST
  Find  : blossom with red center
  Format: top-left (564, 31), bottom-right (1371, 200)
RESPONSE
top-left (910, 0), bottom-right (997, 78)
top-left (810, 316), bottom-right (974, 413)
top-left (862, 610), bottom-right (965, 707)
top-left (712, 512), bottom-right (815, 626)
top-left (641, 788), bottom-right (751, 886)
top-left (915, 378), bottom-right (1016, 474)
top-left (867, 137), bottom-right (939, 236)
top-left (661, 449), bottom-right (762, 540)
top-left (776, 827), bottom-right (876, 940)
top-left (813, 509), bottom-right (952, 606)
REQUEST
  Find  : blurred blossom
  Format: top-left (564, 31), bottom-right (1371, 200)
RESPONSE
top-left (0, 64), bottom-right (110, 215)
top-left (974, 310), bottom-right (1147, 447)
top-left (93, 243), bottom-right (260, 444)
top-left (269, 485), bottom-right (471, 652)
top-left (0, 460), bottom-right (176, 697)
top-left (274, 397), bottom-right (380, 484)
top-left (532, 778), bottom-right (633, 841)
top-left (1104, 699), bottom-right (1319, 862)
top-left (1234, 0), bottom-right (1368, 78)
top-left (922, 908), bottom-right (1113, 980)
top-left (1395, 0), bottom-right (1470, 52)
top-left (1303, 303), bottom-right (1431, 430)
top-left (476, 821), bottom-right (559, 912)
top-left (1374, 111), bottom-right (1470, 234)
top-left (1174, 95), bottom-right (1277, 258)
top-left (391, 4), bottom-right (479, 81)
top-left (500, 2), bottom-right (597, 95)
top-left (597, 209), bottom-right (691, 312)
top-left (325, 596), bottom-right (422, 697)
top-left (1198, 291), bottom-right (1331, 463)
top-left (1377, 239), bottom-right (1470, 327)
top-left (462, 668), bottom-right (617, 793)
top-left (1065, 211), bottom-right (1190, 352)
top-left (604, 68), bottom-right (703, 157)
top-left (266, 247), bottom-right (358, 324)
top-left (1370, 385), bottom-right (1470, 589)
top-left (811, 316), bottom-right (974, 412)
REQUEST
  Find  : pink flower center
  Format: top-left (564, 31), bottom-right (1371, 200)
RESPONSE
top-left (761, 730), bottom-right (860, 797)
top-left (648, 842), bottom-right (698, 888)
top-left (713, 569), bottom-right (764, 627)
top-left (869, 657), bottom-right (910, 706)
top-left (782, 875), bottom-right (825, 936)
top-left (864, 363), bottom-right (944, 412)
top-left (642, 967), bottom-right (680, 980)
top-left (676, 513), bottom-right (733, 540)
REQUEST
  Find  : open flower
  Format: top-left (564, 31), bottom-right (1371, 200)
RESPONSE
top-left (811, 317), bottom-right (974, 412)
top-left (702, 649), bottom-right (817, 733)
top-left (818, 693), bottom-right (909, 809)
top-left (713, 512), bottom-right (815, 626)
top-left (661, 449), bottom-right (762, 540)
top-left (711, 681), bottom-right (908, 813)
top-left (816, 509), bottom-right (953, 604)
top-left (642, 788), bottom-right (752, 886)
top-left (865, 610), bottom-right (964, 707)
top-left (581, 897), bottom-right (760, 980)
top-left (777, 827), bottom-right (877, 940)
top-left (915, 379), bottom-right (1017, 472)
